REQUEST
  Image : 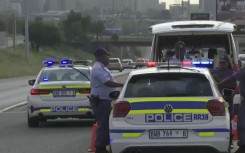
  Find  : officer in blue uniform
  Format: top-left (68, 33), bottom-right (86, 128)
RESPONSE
top-left (218, 68), bottom-right (245, 153)
top-left (89, 47), bottom-right (124, 153)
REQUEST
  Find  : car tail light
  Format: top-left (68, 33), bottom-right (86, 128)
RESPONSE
top-left (206, 99), bottom-right (225, 116)
top-left (113, 101), bottom-right (131, 117)
top-left (79, 88), bottom-right (91, 94)
top-left (147, 62), bottom-right (157, 67)
top-left (30, 88), bottom-right (50, 95)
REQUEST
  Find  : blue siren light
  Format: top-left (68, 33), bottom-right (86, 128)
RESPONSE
top-left (43, 77), bottom-right (49, 81)
top-left (192, 60), bottom-right (213, 68)
top-left (43, 60), bottom-right (55, 67)
top-left (60, 59), bottom-right (73, 65)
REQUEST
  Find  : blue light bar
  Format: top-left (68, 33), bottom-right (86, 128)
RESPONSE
top-left (60, 59), bottom-right (73, 65)
top-left (43, 60), bottom-right (56, 67)
top-left (192, 60), bottom-right (213, 68)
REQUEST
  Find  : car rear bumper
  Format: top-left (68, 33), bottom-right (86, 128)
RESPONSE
top-left (114, 146), bottom-right (228, 153)
top-left (111, 140), bottom-right (229, 153)
top-left (28, 108), bottom-right (94, 119)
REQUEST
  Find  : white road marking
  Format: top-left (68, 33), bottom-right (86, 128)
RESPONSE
top-left (0, 101), bottom-right (27, 113)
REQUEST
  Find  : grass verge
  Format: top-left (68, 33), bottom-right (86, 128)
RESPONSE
top-left (0, 45), bottom-right (94, 79)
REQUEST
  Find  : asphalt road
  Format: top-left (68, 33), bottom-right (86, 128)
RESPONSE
top-left (0, 71), bottom-right (130, 153)
top-left (0, 70), bottom-right (239, 153)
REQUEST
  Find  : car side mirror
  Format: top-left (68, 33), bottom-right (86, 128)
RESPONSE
top-left (28, 79), bottom-right (36, 85)
top-left (109, 91), bottom-right (120, 100)
top-left (222, 88), bottom-right (235, 97)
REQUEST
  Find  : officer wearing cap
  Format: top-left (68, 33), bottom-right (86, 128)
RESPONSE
top-left (89, 47), bottom-right (124, 153)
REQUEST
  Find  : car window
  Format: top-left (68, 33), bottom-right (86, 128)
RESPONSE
top-left (239, 55), bottom-right (245, 61)
top-left (109, 59), bottom-right (119, 63)
top-left (124, 73), bottom-right (213, 97)
top-left (38, 68), bottom-right (90, 82)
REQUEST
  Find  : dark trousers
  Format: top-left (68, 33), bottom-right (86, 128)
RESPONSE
top-left (238, 96), bottom-right (245, 146)
top-left (90, 99), bottom-right (112, 149)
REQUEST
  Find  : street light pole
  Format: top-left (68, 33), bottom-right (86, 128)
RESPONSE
top-left (24, 0), bottom-right (29, 58)
top-left (13, 14), bottom-right (16, 49)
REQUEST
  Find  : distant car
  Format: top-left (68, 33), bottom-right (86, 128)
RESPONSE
top-left (107, 58), bottom-right (123, 72)
top-left (110, 63), bottom-right (231, 153)
top-left (27, 59), bottom-right (93, 127)
top-left (121, 59), bottom-right (135, 69)
top-left (135, 58), bottom-right (149, 68)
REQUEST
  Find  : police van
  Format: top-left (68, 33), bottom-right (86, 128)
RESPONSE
top-left (149, 20), bottom-right (239, 72)
top-left (109, 63), bottom-right (231, 153)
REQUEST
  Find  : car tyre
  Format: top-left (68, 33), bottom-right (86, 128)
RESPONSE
top-left (28, 113), bottom-right (39, 127)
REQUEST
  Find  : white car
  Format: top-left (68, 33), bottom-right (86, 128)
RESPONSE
top-left (109, 63), bottom-right (231, 153)
top-left (121, 59), bottom-right (135, 69)
top-left (27, 59), bottom-right (93, 127)
top-left (107, 58), bottom-right (123, 72)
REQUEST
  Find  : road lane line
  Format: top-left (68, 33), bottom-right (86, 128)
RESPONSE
top-left (0, 101), bottom-right (27, 113)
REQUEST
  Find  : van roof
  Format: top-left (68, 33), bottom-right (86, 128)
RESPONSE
top-left (151, 20), bottom-right (236, 34)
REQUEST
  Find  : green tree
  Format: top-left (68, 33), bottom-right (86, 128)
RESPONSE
top-left (61, 10), bottom-right (91, 46)
top-left (29, 20), bottom-right (61, 51)
top-left (90, 20), bottom-right (105, 40)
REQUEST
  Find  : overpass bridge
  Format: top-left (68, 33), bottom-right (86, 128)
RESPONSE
top-left (92, 34), bottom-right (245, 54)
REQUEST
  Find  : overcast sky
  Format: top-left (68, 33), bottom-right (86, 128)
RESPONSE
top-left (159, 0), bottom-right (199, 9)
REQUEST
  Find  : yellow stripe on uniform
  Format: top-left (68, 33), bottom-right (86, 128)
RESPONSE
top-left (198, 132), bottom-right (215, 137)
top-left (128, 109), bottom-right (209, 115)
top-left (122, 133), bottom-right (142, 138)
top-left (128, 97), bottom-right (209, 103)
top-left (40, 109), bottom-right (51, 113)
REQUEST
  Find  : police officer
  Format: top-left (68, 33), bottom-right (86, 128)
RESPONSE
top-left (218, 68), bottom-right (245, 153)
top-left (169, 41), bottom-right (191, 62)
top-left (89, 47), bottom-right (124, 153)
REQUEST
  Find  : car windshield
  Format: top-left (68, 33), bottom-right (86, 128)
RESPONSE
top-left (109, 59), bottom-right (119, 63)
top-left (122, 60), bottom-right (130, 63)
top-left (38, 67), bottom-right (90, 82)
top-left (124, 73), bottom-right (213, 97)
top-left (239, 55), bottom-right (245, 61)
top-left (158, 34), bottom-right (229, 63)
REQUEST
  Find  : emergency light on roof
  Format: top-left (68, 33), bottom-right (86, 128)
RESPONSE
top-left (60, 59), bottom-right (73, 66)
top-left (146, 60), bottom-right (213, 68)
top-left (43, 60), bottom-right (59, 67)
top-left (192, 60), bottom-right (213, 68)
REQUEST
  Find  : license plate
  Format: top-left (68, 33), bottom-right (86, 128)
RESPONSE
top-left (51, 106), bottom-right (78, 112)
top-left (53, 90), bottom-right (75, 97)
top-left (149, 129), bottom-right (188, 139)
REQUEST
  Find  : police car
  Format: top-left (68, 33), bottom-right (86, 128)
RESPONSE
top-left (109, 62), bottom-right (231, 153)
top-left (27, 59), bottom-right (92, 127)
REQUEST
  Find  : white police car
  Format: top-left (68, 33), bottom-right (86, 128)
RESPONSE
top-left (109, 62), bottom-right (231, 153)
top-left (27, 59), bottom-right (93, 127)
